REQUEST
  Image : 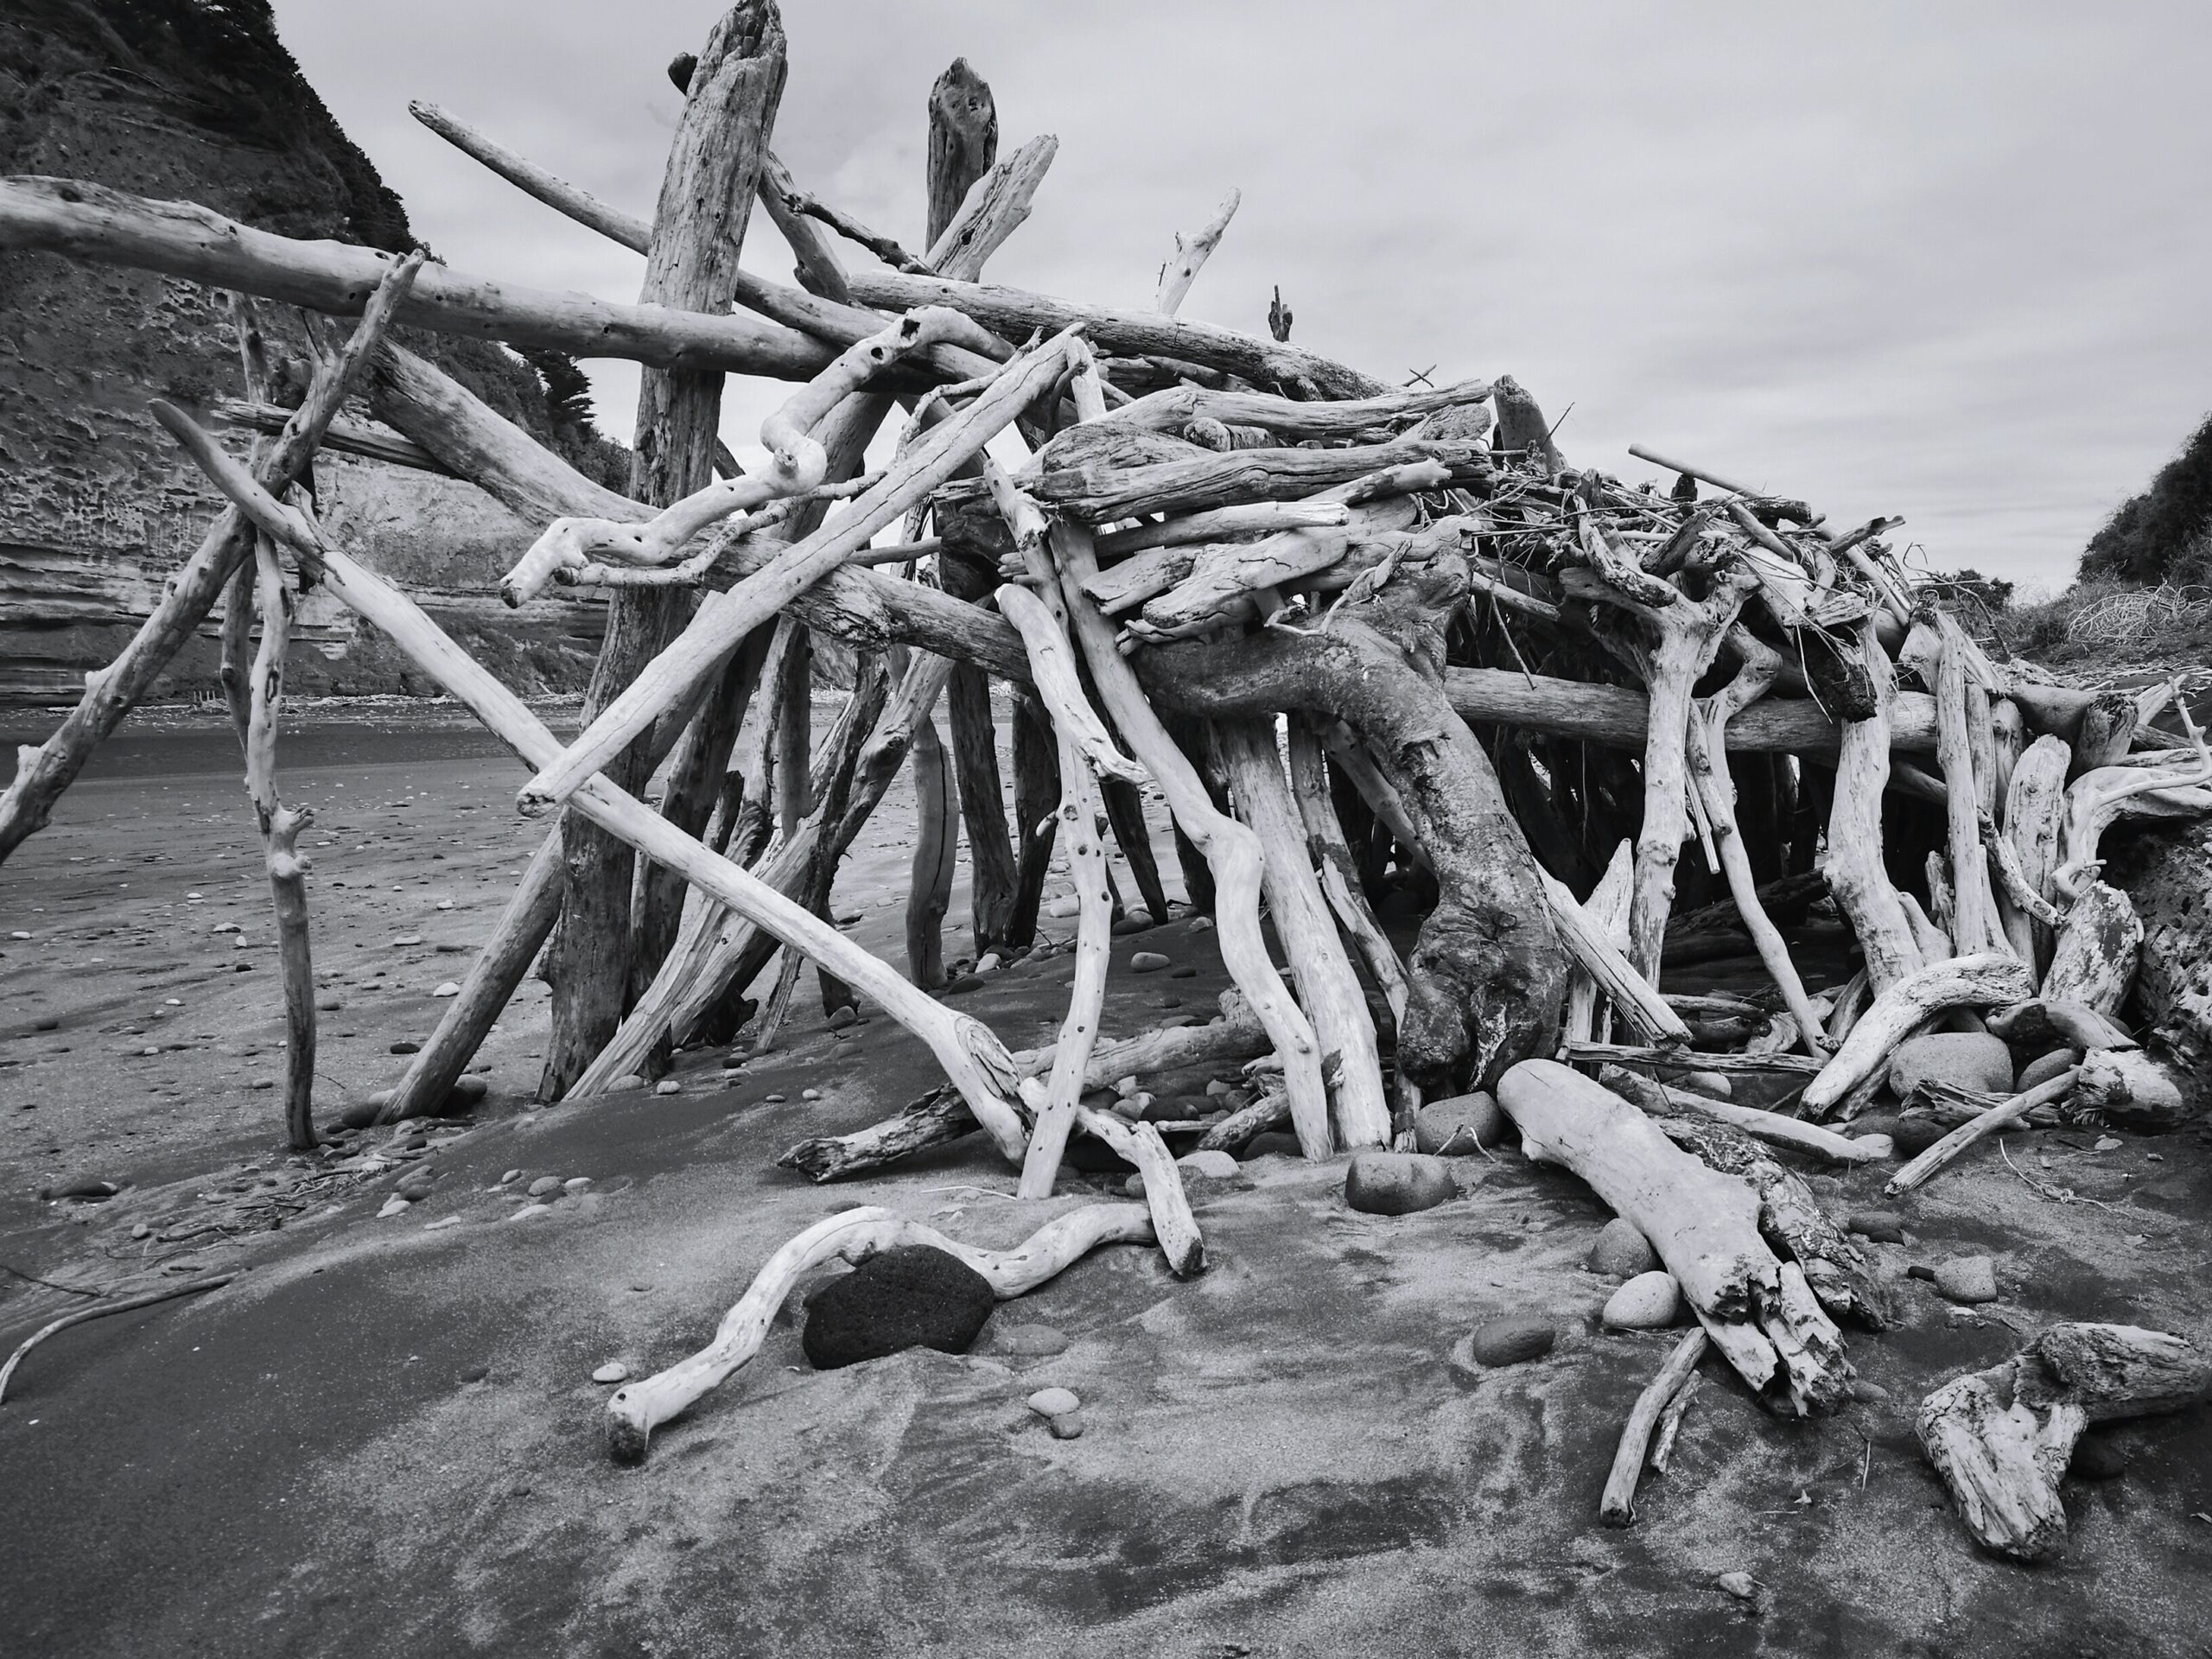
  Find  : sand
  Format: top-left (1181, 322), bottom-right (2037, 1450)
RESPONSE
top-left (3, 702), bottom-right (2212, 1656)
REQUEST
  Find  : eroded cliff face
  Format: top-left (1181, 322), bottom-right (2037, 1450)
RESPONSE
top-left (0, 0), bottom-right (609, 707)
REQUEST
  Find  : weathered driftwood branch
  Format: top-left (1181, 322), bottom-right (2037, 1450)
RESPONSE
top-left (0, 242), bottom-right (419, 866)
top-left (1135, 537), bottom-right (1568, 1093)
top-left (774, 1002), bottom-right (1271, 1182)
top-left (1916, 1323), bottom-right (2212, 1560)
top-left (1935, 635), bottom-right (2005, 954)
top-left (1600, 1329), bottom-right (1708, 1526)
top-left (518, 328), bottom-right (1080, 816)
top-left (842, 264), bottom-right (1383, 398)
top-left (1802, 953), bottom-right (2036, 1117)
top-left (154, 401), bottom-right (1040, 1166)
top-left (1019, 435), bottom-right (1489, 526)
top-left (1599, 1065), bottom-right (1888, 1165)
top-left (605, 1202), bottom-right (1154, 1463)
top-left (0, 175), bottom-right (888, 383)
top-left (1154, 187), bottom-right (1240, 313)
top-left (1819, 617), bottom-right (1926, 994)
top-left (1101, 378), bottom-right (1492, 443)
top-left (544, 6), bottom-right (787, 1100)
top-left (1218, 718), bottom-right (1393, 1149)
top-left (0, 1274), bottom-right (236, 1407)
top-left (242, 530), bottom-right (317, 1149)
top-left (1647, 1111), bottom-right (1890, 1327)
top-left (1564, 842), bottom-right (1633, 1046)
top-left (995, 563), bottom-right (1141, 1194)
top-left (1536, 869), bottom-right (1691, 1046)
top-left (1046, 518), bottom-right (1334, 1156)
top-left (504, 308), bottom-right (973, 602)
top-left (1286, 721), bottom-right (1409, 1031)
top-left (1579, 546), bottom-right (1758, 982)
top-left (410, 99), bottom-right (654, 252)
top-left (1498, 1060), bottom-right (1850, 1415)
top-left (1884, 1069), bottom-right (2081, 1197)
top-left (1686, 631), bottom-right (1828, 1051)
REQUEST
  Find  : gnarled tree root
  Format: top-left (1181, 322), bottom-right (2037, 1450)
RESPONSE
top-left (607, 1202), bottom-right (1154, 1464)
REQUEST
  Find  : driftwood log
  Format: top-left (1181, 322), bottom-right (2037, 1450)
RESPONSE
top-left (1917, 1323), bottom-right (2212, 1560)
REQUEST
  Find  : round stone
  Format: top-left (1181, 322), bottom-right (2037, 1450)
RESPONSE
top-left (1176, 1149), bottom-right (1240, 1180)
top-left (654, 1080), bottom-right (681, 1096)
top-left (1465, 1316), bottom-right (1556, 1368)
top-left (1129, 951), bottom-right (1172, 974)
top-left (1047, 1409), bottom-right (1084, 1440)
top-left (1846, 1211), bottom-right (1906, 1244)
top-left (1587, 1217), bottom-right (1661, 1278)
top-left (1889, 1032), bottom-right (2017, 1099)
top-left (592, 1362), bottom-right (629, 1384)
top-left (1602, 1271), bottom-right (1683, 1331)
top-left (1675, 1071), bottom-right (1733, 1101)
top-left (1414, 1091), bottom-right (1507, 1154)
top-left (1344, 1152), bottom-right (1457, 1216)
top-left (1027, 1386), bottom-right (1080, 1417)
top-left (431, 982), bottom-right (461, 998)
top-left (2017, 1047), bottom-right (2082, 1092)
top-left (1934, 1255), bottom-right (1999, 1304)
top-left (1891, 1116), bottom-right (1948, 1157)
top-left (991, 1323), bottom-right (1070, 1357)
top-left (826, 1005), bottom-right (859, 1031)
top-left (527, 1176), bottom-right (563, 1197)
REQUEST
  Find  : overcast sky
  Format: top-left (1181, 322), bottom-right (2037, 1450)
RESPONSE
top-left (277, 1), bottom-right (2212, 593)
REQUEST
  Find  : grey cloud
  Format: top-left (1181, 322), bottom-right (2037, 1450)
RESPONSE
top-left (276, 0), bottom-right (2212, 590)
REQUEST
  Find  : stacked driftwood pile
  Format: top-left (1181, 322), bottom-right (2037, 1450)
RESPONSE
top-left (3, 3), bottom-right (2209, 1548)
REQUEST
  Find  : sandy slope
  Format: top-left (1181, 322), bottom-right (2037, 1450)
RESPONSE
top-left (3, 709), bottom-right (2212, 1656)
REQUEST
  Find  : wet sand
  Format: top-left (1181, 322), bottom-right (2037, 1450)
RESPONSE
top-left (3, 704), bottom-right (2211, 1656)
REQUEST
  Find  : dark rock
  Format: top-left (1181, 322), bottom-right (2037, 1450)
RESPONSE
top-left (2016, 1047), bottom-right (2082, 1092)
top-left (445, 1074), bottom-right (488, 1109)
top-left (1905, 1264), bottom-right (1937, 1283)
top-left (826, 1005), bottom-right (859, 1031)
top-left (1344, 1151), bottom-right (1457, 1216)
top-left (1891, 1116), bottom-right (1948, 1157)
top-left (1170, 966), bottom-right (1198, 979)
top-left (34, 1017), bottom-right (59, 1032)
top-left (1110, 913), bottom-right (1153, 937)
top-left (1141, 1095), bottom-right (1205, 1122)
top-left (339, 1098), bottom-right (382, 1130)
top-left (390, 1040), bottom-right (422, 1056)
top-left (2069, 1432), bottom-right (2129, 1481)
top-left (1846, 1211), bottom-right (1906, 1244)
top-left (944, 974), bottom-right (984, 996)
top-left (801, 1246), bottom-right (995, 1370)
top-left (1240, 1131), bottom-right (1301, 1160)
top-left (1466, 1316), bottom-right (1556, 1367)
top-left (459, 1363), bottom-right (490, 1385)
top-left (1063, 1135), bottom-right (1137, 1174)
top-left (38, 1176), bottom-right (118, 1201)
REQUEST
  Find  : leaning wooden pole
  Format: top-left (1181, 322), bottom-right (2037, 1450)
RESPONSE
top-left (0, 247), bottom-right (416, 866)
top-left (155, 401), bottom-right (1038, 1164)
top-left (541, 0), bottom-right (787, 1099)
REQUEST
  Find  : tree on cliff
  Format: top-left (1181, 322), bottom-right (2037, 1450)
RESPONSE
top-left (2082, 410), bottom-right (2212, 587)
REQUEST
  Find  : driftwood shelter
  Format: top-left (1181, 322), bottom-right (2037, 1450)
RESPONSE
top-left (3, 0), bottom-right (2211, 1563)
